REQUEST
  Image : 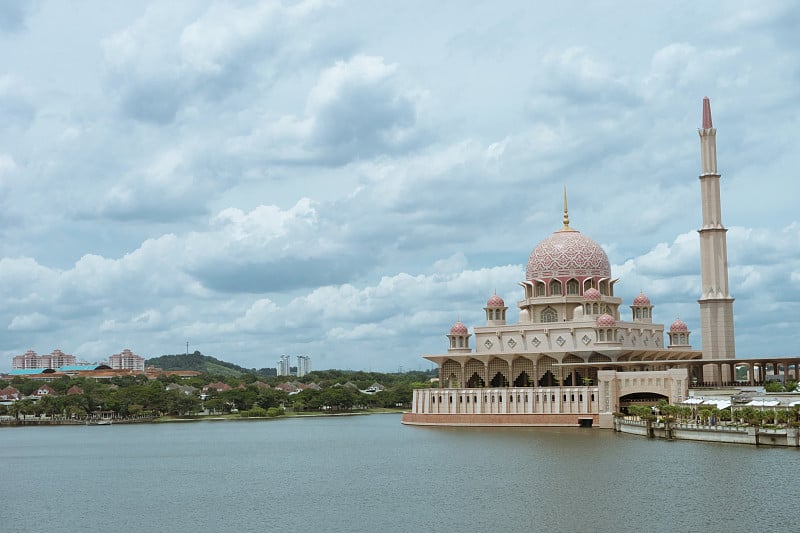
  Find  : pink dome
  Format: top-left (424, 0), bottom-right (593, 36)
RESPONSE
top-left (583, 288), bottom-right (601, 301)
top-left (633, 292), bottom-right (651, 306)
top-left (526, 229), bottom-right (611, 280)
top-left (596, 314), bottom-right (616, 327)
top-left (670, 319), bottom-right (688, 332)
top-left (450, 321), bottom-right (468, 335)
top-left (486, 294), bottom-right (505, 307)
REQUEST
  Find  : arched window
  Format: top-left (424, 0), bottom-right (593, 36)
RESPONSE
top-left (567, 279), bottom-right (579, 295)
top-left (549, 280), bottom-right (562, 296)
top-left (599, 280), bottom-right (608, 295)
top-left (541, 307), bottom-right (558, 323)
top-left (450, 337), bottom-right (456, 348)
top-left (599, 330), bottom-right (605, 341)
top-left (535, 283), bottom-right (545, 297)
top-left (592, 303), bottom-right (598, 314)
top-left (643, 309), bottom-right (650, 318)
top-left (635, 308), bottom-right (642, 318)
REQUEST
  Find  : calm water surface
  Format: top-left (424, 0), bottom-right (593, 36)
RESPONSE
top-left (2, 414), bottom-right (797, 532)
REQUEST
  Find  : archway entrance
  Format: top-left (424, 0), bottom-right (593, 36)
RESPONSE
top-left (619, 392), bottom-right (668, 414)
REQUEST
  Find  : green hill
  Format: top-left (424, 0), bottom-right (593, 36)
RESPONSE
top-left (146, 351), bottom-right (250, 377)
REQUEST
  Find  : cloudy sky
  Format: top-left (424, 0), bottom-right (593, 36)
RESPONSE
top-left (1, 1), bottom-right (798, 372)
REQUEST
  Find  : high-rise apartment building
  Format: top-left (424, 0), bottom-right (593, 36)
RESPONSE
top-left (277, 354), bottom-right (291, 376)
top-left (297, 355), bottom-right (311, 377)
top-left (12, 349), bottom-right (77, 369)
top-left (108, 349), bottom-right (145, 371)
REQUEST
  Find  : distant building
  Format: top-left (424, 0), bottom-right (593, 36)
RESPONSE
top-left (0, 386), bottom-right (21, 401)
top-left (32, 384), bottom-right (57, 397)
top-left (297, 355), bottom-right (311, 377)
top-left (108, 349), bottom-right (145, 372)
top-left (277, 355), bottom-right (291, 376)
top-left (12, 349), bottom-right (77, 370)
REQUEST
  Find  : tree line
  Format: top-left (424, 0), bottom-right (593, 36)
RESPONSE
top-left (0, 369), bottom-right (434, 421)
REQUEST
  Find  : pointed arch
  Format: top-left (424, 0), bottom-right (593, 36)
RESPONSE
top-left (511, 356), bottom-right (535, 387)
top-left (464, 359), bottom-right (485, 388)
top-left (441, 359), bottom-right (461, 388)
top-left (537, 355), bottom-right (559, 386)
top-left (541, 307), bottom-right (558, 323)
top-left (549, 280), bottom-right (562, 296)
top-left (488, 358), bottom-right (510, 387)
top-left (566, 279), bottom-right (579, 295)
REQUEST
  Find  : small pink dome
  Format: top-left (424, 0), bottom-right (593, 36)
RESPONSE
top-left (487, 294), bottom-right (505, 307)
top-left (633, 292), bottom-right (651, 306)
top-left (670, 319), bottom-right (688, 332)
top-left (596, 314), bottom-right (616, 327)
top-left (450, 321), bottom-right (468, 335)
top-left (583, 288), bottom-right (601, 301)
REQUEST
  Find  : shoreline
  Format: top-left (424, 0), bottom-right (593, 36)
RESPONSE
top-left (0, 409), bottom-right (405, 427)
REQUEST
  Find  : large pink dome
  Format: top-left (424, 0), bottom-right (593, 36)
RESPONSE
top-left (450, 321), bottom-right (468, 335)
top-left (526, 229), bottom-right (611, 280)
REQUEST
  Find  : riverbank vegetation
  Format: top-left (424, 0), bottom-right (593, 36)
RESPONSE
top-left (0, 365), bottom-right (435, 424)
top-left (624, 400), bottom-right (800, 429)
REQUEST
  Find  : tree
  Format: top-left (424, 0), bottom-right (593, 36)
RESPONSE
top-left (170, 394), bottom-right (198, 415)
top-left (255, 389), bottom-right (288, 410)
top-left (37, 395), bottom-right (62, 418)
top-left (9, 399), bottom-right (35, 420)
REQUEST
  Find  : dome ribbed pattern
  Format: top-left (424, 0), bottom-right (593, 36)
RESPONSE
top-left (526, 230), bottom-right (611, 280)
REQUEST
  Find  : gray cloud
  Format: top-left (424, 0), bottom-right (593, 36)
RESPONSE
top-left (0, 1), bottom-right (799, 370)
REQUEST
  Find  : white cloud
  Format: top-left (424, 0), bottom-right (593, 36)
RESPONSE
top-left (8, 312), bottom-right (51, 332)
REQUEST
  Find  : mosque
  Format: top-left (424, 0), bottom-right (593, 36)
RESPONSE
top-left (401, 98), bottom-right (775, 429)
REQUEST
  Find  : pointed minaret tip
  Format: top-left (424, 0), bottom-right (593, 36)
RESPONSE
top-left (560, 185), bottom-right (573, 231)
top-left (702, 96), bottom-right (713, 129)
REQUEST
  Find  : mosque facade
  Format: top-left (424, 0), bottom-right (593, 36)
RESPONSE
top-left (402, 98), bottom-right (735, 429)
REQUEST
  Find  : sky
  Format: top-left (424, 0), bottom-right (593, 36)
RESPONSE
top-left (1, 1), bottom-right (799, 372)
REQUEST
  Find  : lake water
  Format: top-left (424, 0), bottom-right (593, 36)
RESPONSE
top-left (2, 414), bottom-right (797, 532)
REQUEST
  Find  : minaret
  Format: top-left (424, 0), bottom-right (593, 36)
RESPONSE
top-left (697, 97), bottom-right (735, 364)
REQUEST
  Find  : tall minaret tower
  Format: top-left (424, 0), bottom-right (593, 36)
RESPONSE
top-left (697, 96), bottom-right (736, 364)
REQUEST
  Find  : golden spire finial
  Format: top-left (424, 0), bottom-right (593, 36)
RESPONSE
top-left (562, 186), bottom-right (571, 230)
